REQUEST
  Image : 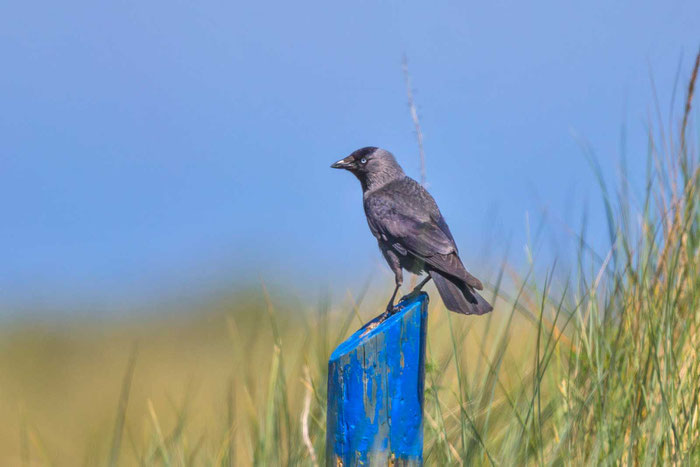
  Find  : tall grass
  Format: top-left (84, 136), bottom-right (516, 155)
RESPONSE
top-left (1, 54), bottom-right (698, 465)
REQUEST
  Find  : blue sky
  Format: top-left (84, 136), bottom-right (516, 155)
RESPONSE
top-left (1, 1), bottom-right (698, 312)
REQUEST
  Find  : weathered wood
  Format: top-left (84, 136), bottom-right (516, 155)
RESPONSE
top-left (326, 293), bottom-right (428, 466)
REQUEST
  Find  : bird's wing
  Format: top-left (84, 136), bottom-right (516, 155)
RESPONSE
top-left (431, 211), bottom-right (458, 253)
top-left (365, 190), bottom-right (456, 257)
top-left (365, 183), bottom-right (483, 289)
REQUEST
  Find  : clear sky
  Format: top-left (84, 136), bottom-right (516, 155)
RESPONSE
top-left (1, 1), bottom-right (698, 313)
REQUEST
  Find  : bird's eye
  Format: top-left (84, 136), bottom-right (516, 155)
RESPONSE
top-left (360, 158), bottom-right (367, 164)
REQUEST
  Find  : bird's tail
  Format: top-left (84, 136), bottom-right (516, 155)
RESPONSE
top-left (430, 270), bottom-right (493, 315)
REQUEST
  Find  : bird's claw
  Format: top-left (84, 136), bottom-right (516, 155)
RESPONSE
top-left (379, 306), bottom-right (396, 322)
top-left (401, 289), bottom-right (422, 303)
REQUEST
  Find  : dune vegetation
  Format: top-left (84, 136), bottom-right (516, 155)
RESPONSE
top-left (1, 55), bottom-right (699, 466)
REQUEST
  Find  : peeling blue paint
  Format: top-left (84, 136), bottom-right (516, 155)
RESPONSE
top-left (326, 293), bottom-right (428, 465)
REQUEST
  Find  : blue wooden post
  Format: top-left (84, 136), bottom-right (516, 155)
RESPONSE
top-left (326, 293), bottom-right (428, 466)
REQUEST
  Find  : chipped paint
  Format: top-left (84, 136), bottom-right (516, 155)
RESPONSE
top-left (326, 293), bottom-right (428, 466)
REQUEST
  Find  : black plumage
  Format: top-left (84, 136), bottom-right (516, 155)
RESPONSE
top-left (331, 147), bottom-right (493, 316)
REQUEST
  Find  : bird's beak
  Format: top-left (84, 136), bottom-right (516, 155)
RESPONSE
top-left (331, 156), bottom-right (353, 169)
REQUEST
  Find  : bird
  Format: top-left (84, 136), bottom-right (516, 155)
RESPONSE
top-left (331, 146), bottom-right (492, 317)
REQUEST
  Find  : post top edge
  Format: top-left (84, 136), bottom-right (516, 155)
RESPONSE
top-left (329, 292), bottom-right (428, 361)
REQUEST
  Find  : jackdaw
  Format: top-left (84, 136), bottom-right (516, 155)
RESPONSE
top-left (331, 147), bottom-right (493, 316)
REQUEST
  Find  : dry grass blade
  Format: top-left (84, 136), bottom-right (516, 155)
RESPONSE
top-left (301, 366), bottom-right (319, 467)
top-left (108, 343), bottom-right (138, 467)
top-left (402, 55), bottom-right (427, 187)
top-left (680, 49), bottom-right (700, 154)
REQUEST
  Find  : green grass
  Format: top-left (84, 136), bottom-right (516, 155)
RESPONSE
top-left (1, 55), bottom-right (699, 465)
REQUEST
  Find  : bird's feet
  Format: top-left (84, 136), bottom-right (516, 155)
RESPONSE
top-left (400, 288), bottom-right (424, 304)
top-left (381, 305), bottom-right (396, 320)
top-left (376, 303), bottom-right (399, 322)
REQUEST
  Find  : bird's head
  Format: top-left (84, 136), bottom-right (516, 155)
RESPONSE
top-left (331, 147), bottom-right (404, 190)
